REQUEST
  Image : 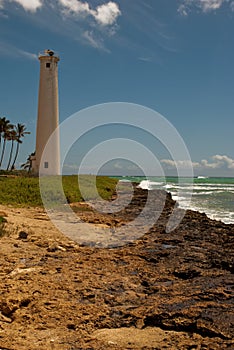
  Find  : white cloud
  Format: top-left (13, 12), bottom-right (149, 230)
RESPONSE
top-left (18, 49), bottom-right (37, 60)
top-left (57, 1), bottom-right (121, 49)
top-left (178, 4), bottom-right (189, 16)
top-left (200, 159), bottom-right (219, 168)
top-left (82, 30), bottom-right (108, 51)
top-left (178, 0), bottom-right (232, 15)
top-left (94, 2), bottom-right (121, 26)
top-left (161, 155), bottom-right (234, 171)
top-left (231, 1), bottom-right (234, 10)
top-left (199, 0), bottom-right (224, 12)
top-left (1, 0), bottom-right (121, 25)
top-left (58, 0), bottom-right (121, 26)
top-left (161, 159), bottom-right (201, 169)
top-left (112, 161), bottom-right (138, 171)
top-left (0, 42), bottom-right (37, 60)
top-left (10, 0), bottom-right (43, 12)
top-left (138, 56), bottom-right (153, 62)
top-left (211, 154), bottom-right (234, 169)
top-left (58, 0), bottom-right (90, 14)
top-left (0, 0), bottom-right (121, 50)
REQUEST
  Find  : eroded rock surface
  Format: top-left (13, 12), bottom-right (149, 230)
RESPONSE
top-left (0, 186), bottom-right (233, 349)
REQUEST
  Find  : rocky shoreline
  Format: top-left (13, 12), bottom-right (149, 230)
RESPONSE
top-left (0, 186), bottom-right (233, 349)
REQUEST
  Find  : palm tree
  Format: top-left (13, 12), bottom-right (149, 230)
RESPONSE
top-left (6, 129), bottom-right (17, 171)
top-left (11, 123), bottom-right (30, 170)
top-left (0, 120), bottom-right (13, 168)
top-left (0, 117), bottom-right (10, 161)
top-left (0, 117), bottom-right (3, 155)
top-left (21, 152), bottom-right (35, 173)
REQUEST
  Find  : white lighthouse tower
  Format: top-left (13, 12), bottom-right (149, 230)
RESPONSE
top-left (32, 49), bottom-right (60, 175)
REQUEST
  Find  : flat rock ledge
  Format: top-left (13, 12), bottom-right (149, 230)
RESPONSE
top-left (0, 185), bottom-right (233, 349)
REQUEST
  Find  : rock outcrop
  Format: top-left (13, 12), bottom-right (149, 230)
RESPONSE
top-left (0, 185), bottom-right (233, 349)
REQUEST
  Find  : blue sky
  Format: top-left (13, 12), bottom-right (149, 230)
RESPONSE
top-left (0, 0), bottom-right (234, 176)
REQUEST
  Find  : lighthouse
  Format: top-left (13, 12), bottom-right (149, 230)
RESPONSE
top-left (32, 49), bottom-right (60, 175)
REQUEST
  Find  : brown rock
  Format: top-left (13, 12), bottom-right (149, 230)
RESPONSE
top-left (18, 231), bottom-right (28, 240)
top-left (0, 186), bottom-right (233, 349)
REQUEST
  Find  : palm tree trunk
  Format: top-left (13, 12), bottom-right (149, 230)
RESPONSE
top-left (0, 139), bottom-right (6, 167)
top-left (11, 141), bottom-right (19, 170)
top-left (7, 140), bottom-right (14, 171)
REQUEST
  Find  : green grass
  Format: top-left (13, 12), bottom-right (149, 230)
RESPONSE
top-left (0, 175), bottom-right (118, 207)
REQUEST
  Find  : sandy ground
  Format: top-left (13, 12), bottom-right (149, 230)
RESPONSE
top-left (0, 195), bottom-right (233, 350)
top-left (1, 204), bottom-right (188, 350)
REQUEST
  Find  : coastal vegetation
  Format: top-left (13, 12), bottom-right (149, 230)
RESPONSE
top-left (0, 116), bottom-right (30, 171)
top-left (0, 175), bottom-right (118, 207)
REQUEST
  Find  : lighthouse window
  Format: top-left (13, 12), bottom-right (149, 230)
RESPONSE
top-left (46, 63), bottom-right (51, 68)
top-left (44, 162), bottom-right (49, 169)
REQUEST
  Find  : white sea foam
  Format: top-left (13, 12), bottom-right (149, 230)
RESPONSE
top-left (139, 180), bottom-right (164, 190)
top-left (138, 178), bottom-right (234, 225)
top-left (139, 180), bottom-right (152, 189)
top-left (164, 185), bottom-right (234, 191)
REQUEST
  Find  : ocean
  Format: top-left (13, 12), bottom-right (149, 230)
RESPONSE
top-left (116, 176), bottom-right (234, 225)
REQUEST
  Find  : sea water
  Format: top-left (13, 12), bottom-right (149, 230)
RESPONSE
top-left (115, 176), bottom-right (234, 225)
